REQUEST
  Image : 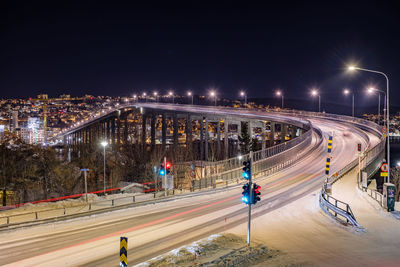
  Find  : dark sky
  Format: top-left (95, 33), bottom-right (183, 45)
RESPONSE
top-left (0, 1), bottom-right (399, 107)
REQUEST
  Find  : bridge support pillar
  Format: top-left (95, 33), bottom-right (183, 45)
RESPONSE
top-left (173, 113), bottom-right (179, 150)
top-left (111, 119), bottom-right (115, 146)
top-left (142, 114), bottom-right (147, 147)
top-left (217, 120), bottom-right (221, 159)
top-left (269, 121), bottom-right (275, 146)
top-left (281, 123), bottom-right (287, 143)
top-left (162, 113), bottom-right (166, 152)
top-left (262, 121), bottom-right (266, 151)
top-left (200, 118), bottom-right (204, 160)
top-left (224, 119), bottom-right (229, 159)
top-left (186, 114), bottom-right (192, 156)
top-left (205, 117), bottom-right (209, 161)
top-left (151, 114), bottom-right (156, 150)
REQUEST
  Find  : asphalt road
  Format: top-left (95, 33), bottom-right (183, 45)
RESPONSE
top-left (0, 112), bottom-right (379, 266)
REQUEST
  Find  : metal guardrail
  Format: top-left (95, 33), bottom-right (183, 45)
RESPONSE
top-left (319, 189), bottom-right (360, 226)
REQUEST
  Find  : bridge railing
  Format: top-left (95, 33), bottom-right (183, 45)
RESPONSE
top-left (191, 123), bottom-right (317, 190)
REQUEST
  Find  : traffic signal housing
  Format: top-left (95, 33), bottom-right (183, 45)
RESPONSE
top-left (357, 143), bottom-right (361, 152)
top-left (159, 164), bottom-right (165, 176)
top-left (242, 183), bottom-right (250, 204)
top-left (252, 183), bottom-right (261, 204)
top-left (242, 160), bottom-right (251, 180)
top-left (166, 162), bottom-right (171, 174)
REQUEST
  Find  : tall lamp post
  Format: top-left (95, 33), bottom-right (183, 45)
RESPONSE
top-left (240, 91), bottom-right (247, 105)
top-left (187, 91), bottom-right (193, 105)
top-left (343, 89), bottom-right (355, 117)
top-left (153, 91), bottom-right (158, 103)
top-left (348, 65), bottom-right (390, 182)
top-left (169, 91), bottom-right (174, 104)
top-left (142, 92), bottom-right (147, 102)
top-left (275, 90), bottom-right (284, 109)
top-left (311, 89), bottom-right (321, 113)
top-left (367, 87), bottom-right (387, 124)
top-left (132, 94), bottom-right (137, 103)
top-left (101, 141), bottom-right (108, 195)
top-left (210, 91), bottom-right (217, 106)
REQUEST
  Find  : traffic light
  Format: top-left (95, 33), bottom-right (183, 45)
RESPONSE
top-left (242, 160), bottom-right (251, 180)
top-left (242, 183), bottom-right (250, 204)
top-left (252, 183), bottom-right (261, 204)
top-left (357, 143), bottom-right (361, 152)
top-left (159, 164), bottom-right (165, 176)
top-left (166, 162), bottom-right (171, 174)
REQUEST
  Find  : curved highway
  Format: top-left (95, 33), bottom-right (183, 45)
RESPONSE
top-left (0, 106), bottom-right (380, 267)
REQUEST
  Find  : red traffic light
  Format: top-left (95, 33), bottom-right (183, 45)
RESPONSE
top-left (166, 162), bottom-right (171, 168)
top-left (357, 143), bottom-right (361, 152)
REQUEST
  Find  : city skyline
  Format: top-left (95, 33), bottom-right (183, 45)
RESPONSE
top-left (0, 1), bottom-right (399, 106)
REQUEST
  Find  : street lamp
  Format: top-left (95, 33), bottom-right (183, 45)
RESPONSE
top-left (311, 89), bottom-right (321, 113)
top-left (343, 89), bottom-right (355, 117)
top-left (367, 87), bottom-right (386, 124)
top-left (132, 94), bottom-right (137, 103)
top-left (348, 64), bottom-right (390, 181)
top-left (153, 91), bottom-right (158, 102)
top-left (100, 141), bottom-right (108, 195)
top-left (169, 91), bottom-right (174, 104)
top-left (240, 91), bottom-right (247, 105)
top-left (187, 91), bottom-right (193, 105)
top-left (275, 90), bottom-right (284, 109)
top-left (210, 91), bottom-right (217, 106)
top-left (142, 92), bottom-right (147, 102)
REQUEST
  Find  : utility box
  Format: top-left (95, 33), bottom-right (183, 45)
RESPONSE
top-left (324, 183), bottom-right (332, 195)
top-left (383, 183), bottom-right (396, 212)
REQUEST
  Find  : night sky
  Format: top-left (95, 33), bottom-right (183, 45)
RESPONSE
top-left (1, 1), bottom-right (399, 109)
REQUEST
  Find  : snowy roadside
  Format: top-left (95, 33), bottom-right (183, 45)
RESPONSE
top-left (133, 233), bottom-right (304, 267)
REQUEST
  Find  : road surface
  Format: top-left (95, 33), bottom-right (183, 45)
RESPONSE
top-left (0, 111), bottom-right (379, 266)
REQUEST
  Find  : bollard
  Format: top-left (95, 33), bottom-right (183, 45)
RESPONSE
top-left (35, 212), bottom-right (38, 220)
top-left (132, 196), bottom-right (135, 203)
top-left (64, 207), bottom-right (66, 215)
top-left (7, 217), bottom-right (9, 224)
top-left (120, 237), bottom-right (128, 267)
top-left (89, 203), bottom-right (91, 210)
top-left (112, 199), bottom-right (115, 206)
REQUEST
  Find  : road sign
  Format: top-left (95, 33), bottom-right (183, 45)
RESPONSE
top-left (380, 163), bottom-right (389, 172)
top-left (120, 237), bottom-right (128, 267)
top-left (190, 164), bottom-right (195, 171)
top-left (382, 127), bottom-right (388, 134)
top-left (80, 169), bottom-right (89, 171)
top-left (190, 170), bottom-right (195, 178)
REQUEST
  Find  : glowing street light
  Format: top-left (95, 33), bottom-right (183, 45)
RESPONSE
top-left (100, 141), bottom-right (108, 194)
top-left (153, 91), bottom-right (158, 102)
top-left (367, 87), bottom-right (386, 123)
top-left (169, 91), bottom-right (174, 104)
top-left (347, 64), bottom-right (390, 182)
top-left (275, 90), bottom-right (284, 109)
top-left (240, 91), bottom-right (247, 105)
top-left (343, 89), bottom-right (355, 117)
top-left (311, 89), bottom-right (321, 113)
top-left (142, 92), bottom-right (147, 102)
top-left (187, 91), bottom-right (194, 105)
top-left (210, 90), bottom-right (217, 106)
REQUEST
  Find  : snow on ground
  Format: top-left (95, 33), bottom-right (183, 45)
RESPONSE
top-left (133, 233), bottom-right (302, 267)
top-left (225, 169), bottom-right (400, 266)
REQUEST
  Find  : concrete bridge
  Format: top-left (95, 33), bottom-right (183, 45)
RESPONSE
top-left (58, 103), bottom-right (310, 161)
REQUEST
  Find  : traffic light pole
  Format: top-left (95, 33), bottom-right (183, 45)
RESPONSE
top-left (247, 151), bottom-right (253, 246)
top-left (164, 156), bottom-right (167, 197)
